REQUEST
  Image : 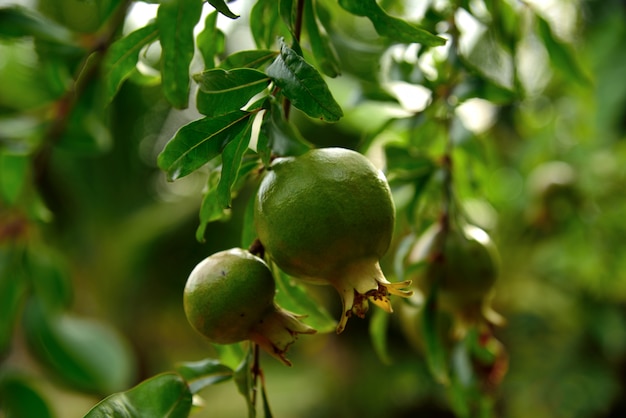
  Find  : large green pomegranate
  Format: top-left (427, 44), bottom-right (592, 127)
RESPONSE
top-left (254, 147), bottom-right (412, 333)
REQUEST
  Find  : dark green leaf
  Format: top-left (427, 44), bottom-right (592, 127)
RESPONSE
top-left (266, 41), bottom-right (343, 121)
top-left (103, 23), bottom-right (158, 103)
top-left (194, 68), bottom-right (270, 117)
top-left (369, 307), bottom-right (392, 365)
top-left (197, 12), bottom-right (225, 69)
top-left (536, 14), bottom-right (591, 86)
top-left (207, 0), bottom-right (239, 19)
top-left (272, 264), bottom-right (337, 333)
top-left (338, 0), bottom-right (446, 47)
top-left (304, 0), bottom-right (341, 77)
top-left (0, 5), bottom-right (75, 44)
top-left (453, 73), bottom-right (517, 104)
top-left (156, 0), bottom-right (203, 108)
top-left (233, 347), bottom-right (255, 418)
top-left (175, 358), bottom-right (233, 394)
top-left (250, 0), bottom-right (289, 49)
top-left (195, 171), bottom-right (226, 242)
top-left (83, 373), bottom-right (192, 418)
top-left (157, 111), bottom-right (251, 181)
top-left (23, 299), bottom-right (136, 395)
top-left (241, 193), bottom-right (258, 249)
top-left (279, 0), bottom-right (295, 30)
top-left (259, 100), bottom-right (311, 159)
top-left (421, 286), bottom-right (450, 385)
top-left (219, 50), bottom-right (278, 70)
top-left (0, 248), bottom-right (27, 355)
top-left (25, 245), bottom-right (73, 312)
top-left (0, 374), bottom-right (54, 418)
top-left (216, 117), bottom-right (255, 208)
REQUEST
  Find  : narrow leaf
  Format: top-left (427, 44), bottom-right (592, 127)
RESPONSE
top-left (536, 14), bottom-right (591, 86)
top-left (217, 117), bottom-right (254, 208)
top-left (157, 111), bottom-right (251, 181)
top-left (219, 50), bottom-right (278, 70)
top-left (338, 0), bottom-right (446, 47)
top-left (104, 23), bottom-right (158, 103)
top-left (233, 348), bottom-right (255, 418)
top-left (84, 373), bottom-right (192, 418)
top-left (421, 286), bottom-right (450, 385)
top-left (266, 41), bottom-right (343, 121)
top-left (0, 5), bottom-right (74, 44)
top-left (197, 11), bottom-right (225, 69)
top-left (279, 0), bottom-right (295, 30)
top-left (304, 0), bottom-right (341, 77)
top-left (369, 308), bottom-right (392, 365)
top-left (194, 68), bottom-right (270, 117)
top-left (176, 358), bottom-right (233, 394)
top-left (156, 0), bottom-right (203, 108)
top-left (207, 0), bottom-right (239, 19)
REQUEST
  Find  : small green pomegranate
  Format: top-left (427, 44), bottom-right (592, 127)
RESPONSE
top-left (184, 248), bottom-right (315, 366)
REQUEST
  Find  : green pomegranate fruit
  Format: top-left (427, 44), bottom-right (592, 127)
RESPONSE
top-left (254, 147), bottom-right (412, 333)
top-left (406, 222), bottom-right (503, 330)
top-left (183, 248), bottom-right (315, 366)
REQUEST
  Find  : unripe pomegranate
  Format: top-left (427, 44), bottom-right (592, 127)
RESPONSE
top-left (254, 147), bottom-right (412, 333)
top-left (184, 248), bottom-right (315, 366)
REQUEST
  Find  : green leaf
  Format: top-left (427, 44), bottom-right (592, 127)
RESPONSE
top-left (83, 372), bottom-right (192, 418)
top-left (266, 41), bottom-right (343, 122)
top-left (304, 0), bottom-right (341, 77)
top-left (421, 286), bottom-right (450, 385)
top-left (157, 111), bottom-right (252, 181)
top-left (175, 358), bottom-right (233, 394)
top-left (250, 0), bottom-right (289, 49)
top-left (0, 151), bottom-right (29, 204)
top-left (213, 343), bottom-right (247, 370)
top-left (194, 68), bottom-right (270, 117)
top-left (207, 0), bottom-right (239, 19)
top-left (195, 171), bottom-right (226, 242)
top-left (103, 23), bottom-right (159, 103)
top-left (338, 0), bottom-right (446, 47)
top-left (0, 248), bottom-right (27, 355)
top-left (0, 374), bottom-right (54, 418)
top-left (156, 0), bottom-right (203, 108)
top-left (233, 347), bottom-right (255, 418)
top-left (369, 307), bottom-right (392, 365)
top-left (535, 14), bottom-right (591, 86)
top-left (0, 5), bottom-right (75, 44)
top-left (453, 73), bottom-right (518, 104)
top-left (219, 50), bottom-right (278, 70)
top-left (25, 245), bottom-right (73, 312)
top-left (216, 117), bottom-right (255, 208)
top-left (259, 100), bottom-right (311, 159)
top-left (272, 264), bottom-right (337, 333)
top-left (279, 0), bottom-right (295, 30)
top-left (23, 299), bottom-right (136, 395)
top-left (197, 11), bottom-right (225, 69)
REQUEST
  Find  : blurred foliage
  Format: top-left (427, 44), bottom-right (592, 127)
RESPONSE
top-left (1, 0), bottom-right (625, 417)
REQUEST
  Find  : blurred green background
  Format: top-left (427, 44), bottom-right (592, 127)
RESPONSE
top-left (1, 0), bottom-right (626, 417)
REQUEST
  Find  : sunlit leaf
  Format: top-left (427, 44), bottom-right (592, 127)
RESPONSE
top-left (535, 14), bottom-right (591, 86)
top-left (0, 374), bottom-right (54, 418)
top-left (216, 117), bottom-right (254, 208)
top-left (272, 264), bottom-right (337, 333)
top-left (207, 0), bottom-right (239, 19)
top-left (103, 23), bottom-right (158, 103)
top-left (23, 299), bottom-right (136, 395)
top-left (304, 0), bottom-right (341, 77)
top-left (156, 0), bottom-right (203, 108)
top-left (157, 111), bottom-right (252, 181)
top-left (83, 373), bottom-right (192, 418)
top-left (194, 68), bottom-right (270, 117)
top-left (196, 11), bottom-right (225, 69)
top-left (338, 0), bottom-right (446, 47)
top-left (219, 50), bottom-right (278, 70)
top-left (175, 358), bottom-right (233, 394)
top-left (266, 41), bottom-right (343, 122)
